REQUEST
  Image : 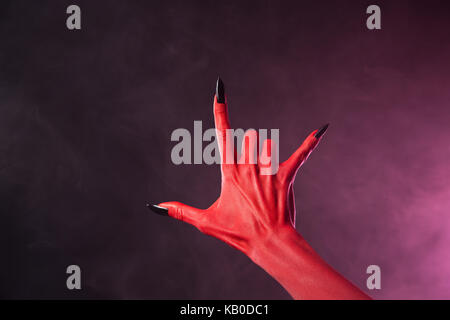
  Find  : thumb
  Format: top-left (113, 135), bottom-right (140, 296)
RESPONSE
top-left (147, 201), bottom-right (203, 227)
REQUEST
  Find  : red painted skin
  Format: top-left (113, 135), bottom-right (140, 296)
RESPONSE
top-left (159, 95), bottom-right (371, 300)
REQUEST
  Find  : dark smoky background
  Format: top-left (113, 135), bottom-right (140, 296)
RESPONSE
top-left (1, 0), bottom-right (450, 299)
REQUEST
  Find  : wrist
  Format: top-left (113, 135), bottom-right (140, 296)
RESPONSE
top-left (247, 225), bottom-right (371, 300)
top-left (248, 225), bottom-right (315, 269)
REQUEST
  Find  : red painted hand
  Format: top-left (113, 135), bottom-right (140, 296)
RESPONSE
top-left (149, 78), bottom-right (370, 300)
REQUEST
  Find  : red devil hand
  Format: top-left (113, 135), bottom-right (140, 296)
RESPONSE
top-left (148, 78), bottom-right (370, 300)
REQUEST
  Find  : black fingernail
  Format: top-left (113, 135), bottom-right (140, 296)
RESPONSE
top-left (314, 123), bottom-right (329, 139)
top-left (146, 203), bottom-right (168, 216)
top-left (216, 77), bottom-right (225, 103)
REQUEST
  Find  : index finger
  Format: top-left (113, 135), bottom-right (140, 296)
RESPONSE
top-left (213, 77), bottom-right (231, 131)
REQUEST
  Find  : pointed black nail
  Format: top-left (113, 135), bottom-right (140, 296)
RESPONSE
top-left (314, 123), bottom-right (329, 139)
top-left (146, 203), bottom-right (168, 216)
top-left (216, 77), bottom-right (225, 103)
